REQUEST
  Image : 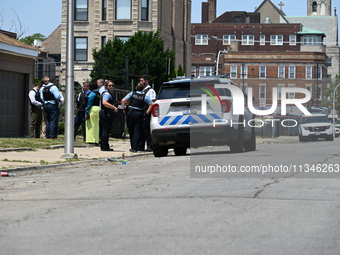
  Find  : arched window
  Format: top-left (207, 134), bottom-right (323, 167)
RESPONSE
top-left (312, 1), bottom-right (318, 12)
top-left (320, 1), bottom-right (326, 14)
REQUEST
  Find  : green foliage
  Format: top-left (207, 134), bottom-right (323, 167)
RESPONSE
top-left (19, 33), bottom-right (46, 46)
top-left (58, 122), bottom-right (65, 135)
top-left (177, 64), bottom-right (185, 77)
top-left (90, 31), bottom-right (176, 92)
top-left (322, 75), bottom-right (340, 113)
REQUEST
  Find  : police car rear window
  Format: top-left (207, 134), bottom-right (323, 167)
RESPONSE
top-left (158, 81), bottom-right (232, 100)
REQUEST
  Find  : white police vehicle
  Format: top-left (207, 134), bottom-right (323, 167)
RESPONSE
top-left (298, 114), bottom-right (335, 142)
top-left (150, 77), bottom-right (256, 157)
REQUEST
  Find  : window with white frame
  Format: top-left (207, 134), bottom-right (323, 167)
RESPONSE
top-left (288, 84), bottom-right (295, 99)
top-left (241, 65), bottom-right (247, 79)
top-left (278, 66), bottom-right (285, 79)
top-left (302, 35), bottom-right (320, 45)
top-left (242, 35), bottom-right (254, 45)
top-left (230, 65), bottom-right (237, 79)
top-left (259, 85), bottom-right (266, 106)
top-left (327, 57), bottom-right (332, 67)
top-left (305, 84), bottom-right (312, 96)
top-left (116, 36), bottom-right (130, 42)
top-left (260, 35), bottom-right (265, 45)
top-left (306, 66), bottom-right (313, 79)
top-left (195, 34), bottom-right (208, 45)
top-left (277, 84), bottom-right (285, 100)
top-left (116, 0), bottom-right (131, 20)
top-left (75, 37), bottom-right (88, 61)
top-left (317, 65), bottom-right (322, 79)
top-left (270, 35), bottom-right (283, 45)
top-left (141, 0), bottom-right (149, 21)
top-left (75, 0), bottom-right (88, 21)
top-left (199, 66), bottom-right (213, 76)
top-left (223, 35), bottom-right (236, 45)
top-left (259, 66), bottom-right (266, 79)
top-left (288, 66), bottom-right (295, 79)
top-left (289, 35), bottom-right (296, 45)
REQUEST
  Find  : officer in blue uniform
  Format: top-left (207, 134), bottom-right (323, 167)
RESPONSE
top-left (121, 83), bottom-right (153, 153)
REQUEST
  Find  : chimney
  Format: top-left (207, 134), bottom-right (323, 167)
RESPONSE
top-left (208, 0), bottom-right (217, 22)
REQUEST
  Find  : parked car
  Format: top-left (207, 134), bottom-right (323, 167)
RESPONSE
top-left (335, 128), bottom-right (340, 138)
top-left (298, 114), bottom-right (335, 142)
top-left (150, 77), bottom-right (256, 157)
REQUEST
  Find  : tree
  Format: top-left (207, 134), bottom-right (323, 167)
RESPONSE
top-left (19, 33), bottom-right (46, 46)
top-left (177, 64), bottom-right (185, 77)
top-left (322, 75), bottom-right (340, 114)
top-left (91, 31), bottom-right (175, 92)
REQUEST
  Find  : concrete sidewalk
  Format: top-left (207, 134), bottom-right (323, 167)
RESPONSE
top-left (0, 139), bottom-right (154, 171)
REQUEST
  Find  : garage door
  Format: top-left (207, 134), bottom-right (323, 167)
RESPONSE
top-left (0, 71), bottom-right (26, 137)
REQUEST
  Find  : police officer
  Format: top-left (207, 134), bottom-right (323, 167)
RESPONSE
top-left (40, 76), bottom-right (62, 139)
top-left (74, 82), bottom-right (90, 141)
top-left (121, 83), bottom-right (153, 153)
top-left (28, 82), bottom-right (43, 138)
top-left (100, 80), bottom-right (119, 151)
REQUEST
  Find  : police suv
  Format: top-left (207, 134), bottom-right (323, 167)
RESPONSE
top-left (150, 77), bottom-right (256, 157)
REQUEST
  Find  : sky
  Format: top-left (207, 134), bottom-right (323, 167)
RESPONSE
top-left (0, 0), bottom-right (339, 38)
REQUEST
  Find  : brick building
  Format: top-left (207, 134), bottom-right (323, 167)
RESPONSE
top-left (60, 0), bottom-right (191, 86)
top-left (191, 0), bottom-right (331, 109)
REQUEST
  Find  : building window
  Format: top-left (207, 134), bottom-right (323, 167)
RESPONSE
top-left (270, 35), bottom-right (283, 45)
top-left (306, 66), bottom-right (312, 79)
top-left (245, 16), bottom-right (250, 23)
top-left (306, 85), bottom-right (312, 96)
top-left (317, 65), bottom-right (322, 79)
top-left (260, 35), bottom-right (265, 45)
top-left (116, 0), bottom-right (131, 20)
top-left (241, 65), bottom-right (247, 79)
top-left (317, 86), bottom-right (322, 100)
top-left (234, 16), bottom-right (241, 23)
top-left (327, 57), bottom-right (332, 67)
top-left (75, 37), bottom-right (88, 61)
top-left (302, 35), bottom-right (320, 45)
top-left (223, 35), bottom-right (236, 45)
top-left (191, 66), bottom-right (197, 77)
top-left (75, 0), bottom-right (88, 21)
top-left (259, 85), bottom-right (266, 106)
top-left (278, 66), bottom-right (285, 79)
top-left (288, 84), bottom-right (295, 99)
top-left (230, 65), bottom-right (237, 79)
top-left (199, 66), bottom-right (213, 76)
top-left (101, 36), bottom-right (107, 47)
top-left (312, 1), bottom-right (317, 12)
top-left (259, 66), bottom-right (266, 79)
top-left (242, 35), bottom-right (254, 45)
top-left (289, 35), bottom-right (296, 45)
top-left (116, 36), bottom-right (130, 42)
top-left (141, 0), bottom-right (149, 21)
top-left (277, 84), bottom-right (285, 100)
top-left (102, 0), bottom-right (107, 20)
top-left (195, 35), bottom-right (208, 45)
top-left (288, 66), bottom-right (295, 79)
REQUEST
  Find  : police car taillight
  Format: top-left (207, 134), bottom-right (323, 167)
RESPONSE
top-left (152, 104), bottom-right (159, 117)
top-left (221, 100), bottom-right (232, 113)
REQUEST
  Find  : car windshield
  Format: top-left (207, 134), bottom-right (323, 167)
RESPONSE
top-left (301, 116), bottom-right (330, 124)
top-left (158, 81), bottom-right (232, 100)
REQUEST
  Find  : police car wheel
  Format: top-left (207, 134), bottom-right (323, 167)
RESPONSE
top-left (153, 143), bottom-right (168, 157)
top-left (174, 147), bottom-right (187, 156)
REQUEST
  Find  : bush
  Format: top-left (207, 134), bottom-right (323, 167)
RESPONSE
top-left (58, 122), bottom-right (65, 135)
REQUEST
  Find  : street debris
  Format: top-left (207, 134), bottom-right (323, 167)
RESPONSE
top-left (1, 172), bottom-right (16, 177)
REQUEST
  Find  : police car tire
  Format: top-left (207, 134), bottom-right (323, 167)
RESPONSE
top-left (153, 143), bottom-right (168, 157)
top-left (244, 127), bottom-right (256, 151)
top-left (174, 147), bottom-right (187, 156)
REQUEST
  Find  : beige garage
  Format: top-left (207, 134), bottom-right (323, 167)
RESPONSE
top-left (0, 31), bottom-right (40, 137)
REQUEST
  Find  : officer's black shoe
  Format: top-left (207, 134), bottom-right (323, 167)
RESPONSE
top-left (129, 149), bottom-right (137, 153)
top-left (101, 148), bottom-right (114, 151)
top-left (145, 147), bottom-right (153, 152)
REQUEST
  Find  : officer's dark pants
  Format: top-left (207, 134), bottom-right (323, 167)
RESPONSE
top-left (44, 103), bottom-right (60, 139)
top-left (126, 110), bottom-right (144, 151)
top-left (74, 110), bottom-right (86, 141)
top-left (143, 113), bottom-right (153, 149)
top-left (30, 107), bottom-right (42, 138)
top-left (99, 110), bottom-right (114, 150)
